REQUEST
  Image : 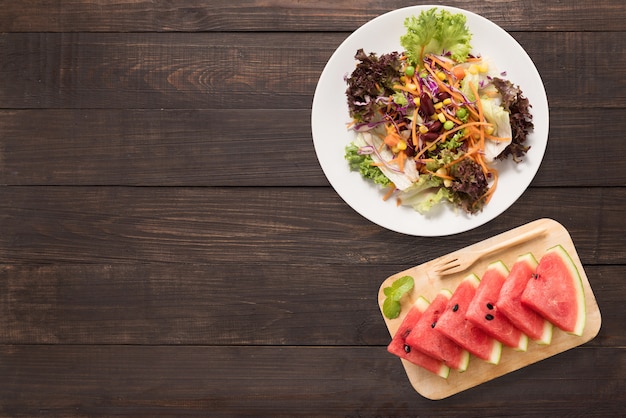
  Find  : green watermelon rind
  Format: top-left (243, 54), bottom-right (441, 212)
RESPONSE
top-left (415, 295), bottom-right (430, 313)
top-left (538, 319), bottom-right (554, 345)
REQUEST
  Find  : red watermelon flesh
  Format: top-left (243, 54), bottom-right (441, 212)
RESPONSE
top-left (405, 291), bottom-right (470, 372)
top-left (521, 245), bottom-right (586, 336)
top-left (466, 261), bottom-right (528, 351)
top-left (387, 302), bottom-right (450, 378)
top-left (435, 274), bottom-right (502, 365)
top-left (498, 253), bottom-right (553, 344)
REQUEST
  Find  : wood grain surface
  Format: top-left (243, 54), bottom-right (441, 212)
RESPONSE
top-left (0, 0), bottom-right (624, 416)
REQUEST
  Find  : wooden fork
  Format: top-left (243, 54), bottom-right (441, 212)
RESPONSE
top-left (432, 227), bottom-right (547, 276)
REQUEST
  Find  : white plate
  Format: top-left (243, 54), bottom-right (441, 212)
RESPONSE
top-left (311, 5), bottom-right (549, 236)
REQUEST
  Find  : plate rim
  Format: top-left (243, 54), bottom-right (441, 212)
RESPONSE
top-left (311, 5), bottom-right (549, 236)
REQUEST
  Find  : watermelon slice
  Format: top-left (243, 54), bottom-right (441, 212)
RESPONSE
top-left (405, 291), bottom-right (470, 372)
top-left (466, 261), bottom-right (528, 351)
top-left (435, 274), bottom-right (502, 365)
top-left (498, 253), bottom-right (553, 344)
top-left (521, 245), bottom-right (586, 336)
top-left (387, 302), bottom-right (450, 378)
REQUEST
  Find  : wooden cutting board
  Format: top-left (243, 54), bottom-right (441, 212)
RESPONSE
top-left (378, 218), bottom-right (602, 400)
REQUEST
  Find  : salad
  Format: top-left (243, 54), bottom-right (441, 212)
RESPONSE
top-left (344, 8), bottom-right (534, 214)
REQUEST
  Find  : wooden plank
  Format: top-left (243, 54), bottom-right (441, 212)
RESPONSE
top-left (0, 109), bottom-right (320, 187)
top-left (0, 186), bottom-right (624, 266)
top-left (0, 32), bottom-right (624, 109)
top-left (1, 0), bottom-right (624, 32)
top-left (0, 108), bottom-right (624, 187)
top-left (0, 262), bottom-right (621, 347)
top-left (0, 345), bottom-right (623, 416)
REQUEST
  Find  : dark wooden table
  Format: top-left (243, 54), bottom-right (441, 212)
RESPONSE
top-left (1, 1), bottom-right (624, 416)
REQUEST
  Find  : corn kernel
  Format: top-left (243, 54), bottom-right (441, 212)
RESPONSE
top-left (443, 98), bottom-right (452, 105)
top-left (436, 71), bottom-right (446, 81)
top-left (434, 102), bottom-right (444, 110)
top-left (478, 63), bottom-right (489, 73)
top-left (419, 125), bottom-right (429, 134)
top-left (485, 125), bottom-right (495, 135)
top-left (437, 112), bottom-right (446, 123)
top-left (406, 83), bottom-right (417, 91)
top-left (413, 97), bottom-right (420, 106)
top-left (396, 141), bottom-right (407, 151)
top-left (468, 64), bottom-right (478, 75)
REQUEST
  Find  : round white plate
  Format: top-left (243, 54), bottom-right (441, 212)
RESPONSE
top-left (311, 5), bottom-right (549, 236)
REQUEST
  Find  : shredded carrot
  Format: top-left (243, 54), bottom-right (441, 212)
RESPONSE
top-left (481, 169), bottom-right (499, 204)
top-left (387, 150), bottom-right (408, 172)
top-left (397, 151), bottom-right (406, 172)
top-left (476, 153), bottom-right (490, 177)
top-left (428, 170), bottom-right (455, 181)
top-left (393, 85), bottom-right (420, 95)
top-left (411, 75), bottom-right (422, 95)
top-left (429, 55), bottom-right (452, 71)
top-left (441, 149), bottom-right (475, 170)
top-left (468, 81), bottom-right (486, 164)
top-left (383, 184), bottom-right (396, 201)
top-left (443, 111), bottom-right (463, 126)
top-left (413, 120), bottom-right (491, 161)
top-left (422, 60), bottom-right (466, 105)
top-left (485, 133), bottom-right (511, 142)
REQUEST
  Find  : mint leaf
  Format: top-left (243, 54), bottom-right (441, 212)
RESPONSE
top-left (389, 276), bottom-right (414, 299)
top-left (382, 275), bottom-right (415, 319)
top-left (383, 298), bottom-right (402, 319)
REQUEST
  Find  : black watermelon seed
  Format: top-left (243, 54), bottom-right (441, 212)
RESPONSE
top-left (452, 304), bottom-right (459, 312)
top-left (404, 344), bottom-right (411, 353)
top-left (532, 273), bottom-right (539, 279)
top-left (431, 322), bottom-right (437, 328)
top-left (485, 314), bottom-right (494, 321)
top-left (486, 303), bottom-right (494, 310)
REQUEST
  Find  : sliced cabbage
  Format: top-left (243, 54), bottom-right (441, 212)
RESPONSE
top-left (356, 132), bottom-right (419, 190)
top-left (398, 175), bottom-right (453, 214)
top-left (481, 98), bottom-right (512, 161)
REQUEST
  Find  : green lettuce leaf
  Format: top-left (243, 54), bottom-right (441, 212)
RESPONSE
top-left (407, 186), bottom-right (454, 214)
top-left (345, 143), bottom-right (391, 187)
top-left (401, 8), bottom-right (472, 65)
